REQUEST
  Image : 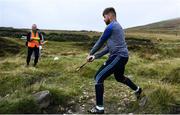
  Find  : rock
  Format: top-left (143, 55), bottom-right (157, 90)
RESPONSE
top-left (15, 90), bottom-right (18, 93)
top-left (90, 98), bottom-right (95, 103)
top-left (33, 90), bottom-right (51, 109)
top-left (67, 109), bottom-right (73, 114)
top-left (5, 94), bottom-right (10, 97)
top-left (68, 100), bottom-right (75, 105)
top-left (127, 75), bottom-right (133, 78)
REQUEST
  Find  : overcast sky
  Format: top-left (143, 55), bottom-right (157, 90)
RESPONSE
top-left (0, 0), bottom-right (180, 31)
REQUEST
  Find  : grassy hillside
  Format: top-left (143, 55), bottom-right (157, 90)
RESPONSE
top-left (0, 35), bottom-right (179, 113)
top-left (126, 18), bottom-right (180, 35)
top-left (0, 18), bottom-right (180, 113)
top-left (128, 18), bottom-right (180, 30)
top-left (0, 37), bottom-right (24, 57)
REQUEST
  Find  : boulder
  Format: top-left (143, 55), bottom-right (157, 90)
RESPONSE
top-left (33, 90), bottom-right (51, 109)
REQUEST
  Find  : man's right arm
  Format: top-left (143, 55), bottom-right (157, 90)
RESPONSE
top-left (27, 32), bottom-right (31, 41)
top-left (26, 32), bottom-right (31, 46)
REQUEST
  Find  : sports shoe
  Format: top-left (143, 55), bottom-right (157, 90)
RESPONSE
top-left (88, 106), bottom-right (104, 114)
top-left (134, 87), bottom-right (142, 100)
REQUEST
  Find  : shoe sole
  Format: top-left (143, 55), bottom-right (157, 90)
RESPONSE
top-left (87, 110), bottom-right (104, 114)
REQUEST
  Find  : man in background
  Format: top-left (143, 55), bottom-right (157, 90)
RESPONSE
top-left (26, 24), bottom-right (43, 67)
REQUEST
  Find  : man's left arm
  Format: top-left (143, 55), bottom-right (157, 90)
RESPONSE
top-left (94, 45), bottom-right (109, 59)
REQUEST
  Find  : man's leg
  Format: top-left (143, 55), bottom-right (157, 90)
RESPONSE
top-left (89, 55), bottom-right (121, 113)
top-left (114, 57), bottom-right (142, 98)
top-left (34, 47), bottom-right (39, 67)
top-left (26, 47), bottom-right (33, 66)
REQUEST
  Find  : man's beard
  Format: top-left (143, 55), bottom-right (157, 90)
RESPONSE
top-left (105, 20), bottom-right (110, 25)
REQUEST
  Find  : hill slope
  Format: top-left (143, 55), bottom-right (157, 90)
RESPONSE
top-left (127, 18), bottom-right (180, 30)
top-left (0, 33), bottom-right (180, 114)
top-left (0, 18), bottom-right (180, 113)
top-left (0, 37), bottom-right (23, 57)
top-left (126, 18), bottom-right (180, 35)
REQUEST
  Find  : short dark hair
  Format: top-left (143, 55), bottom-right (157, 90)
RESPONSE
top-left (103, 7), bottom-right (116, 17)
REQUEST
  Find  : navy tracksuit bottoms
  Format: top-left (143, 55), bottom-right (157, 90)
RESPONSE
top-left (94, 55), bottom-right (138, 106)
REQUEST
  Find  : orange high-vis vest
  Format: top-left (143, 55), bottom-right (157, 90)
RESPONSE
top-left (28, 31), bottom-right (41, 48)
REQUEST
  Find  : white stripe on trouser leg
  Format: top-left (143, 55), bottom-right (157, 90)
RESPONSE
top-left (95, 56), bottom-right (120, 83)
